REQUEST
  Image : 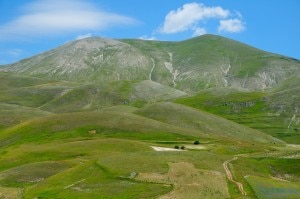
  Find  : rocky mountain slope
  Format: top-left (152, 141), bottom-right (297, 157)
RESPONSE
top-left (2, 34), bottom-right (299, 92)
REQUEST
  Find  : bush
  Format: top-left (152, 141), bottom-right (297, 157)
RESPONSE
top-left (174, 145), bottom-right (180, 149)
top-left (181, 146), bottom-right (185, 150)
top-left (194, 140), bottom-right (200, 145)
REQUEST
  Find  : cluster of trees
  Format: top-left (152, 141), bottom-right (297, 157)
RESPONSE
top-left (174, 140), bottom-right (200, 150)
top-left (174, 145), bottom-right (185, 150)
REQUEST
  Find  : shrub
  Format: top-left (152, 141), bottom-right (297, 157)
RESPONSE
top-left (181, 146), bottom-right (185, 150)
top-left (174, 145), bottom-right (180, 149)
top-left (194, 140), bottom-right (200, 145)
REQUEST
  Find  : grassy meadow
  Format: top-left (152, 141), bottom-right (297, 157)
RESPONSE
top-left (0, 34), bottom-right (299, 198)
top-left (0, 103), bottom-right (298, 198)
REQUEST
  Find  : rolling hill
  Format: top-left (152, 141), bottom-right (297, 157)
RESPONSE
top-left (0, 34), bottom-right (299, 199)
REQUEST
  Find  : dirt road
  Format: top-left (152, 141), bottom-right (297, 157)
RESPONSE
top-left (223, 157), bottom-right (247, 196)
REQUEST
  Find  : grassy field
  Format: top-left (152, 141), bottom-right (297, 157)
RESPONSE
top-left (0, 134), bottom-right (233, 198)
top-left (222, 150), bottom-right (300, 198)
top-left (0, 100), bottom-right (298, 199)
top-left (0, 103), bottom-right (52, 130)
top-left (137, 162), bottom-right (229, 199)
top-left (175, 89), bottom-right (300, 144)
top-left (136, 102), bottom-right (283, 144)
top-left (4, 134), bottom-right (295, 199)
top-left (0, 33), bottom-right (299, 199)
top-left (246, 175), bottom-right (300, 199)
top-left (0, 97), bottom-right (297, 198)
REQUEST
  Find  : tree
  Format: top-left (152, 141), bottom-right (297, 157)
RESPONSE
top-left (194, 140), bottom-right (200, 145)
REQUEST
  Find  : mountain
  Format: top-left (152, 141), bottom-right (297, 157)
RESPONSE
top-left (0, 34), bottom-right (299, 142)
top-left (0, 34), bottom-right (300, 199)
top-left (1, 38), bottom-right (152, 82)
top-left (2, 34), bottom-right (300, 92)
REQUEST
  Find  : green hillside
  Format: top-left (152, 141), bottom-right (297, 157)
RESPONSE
top-left (0, 34), bottom-right (299, 198)
top-left (0, 103), bottom-right (52, 130)
top-left (175, 86), bottom-right (300, 144)
top-left (135, 102), bottom-right (283, 144)
top-left (0, 107), bottom-right (293, 199)
top-left (0, 110), bottom-right (208, 147)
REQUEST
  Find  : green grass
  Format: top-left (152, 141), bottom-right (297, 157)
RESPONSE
top-left (0, 161), bottom-right (72, 187)
top-left (0, 103), bottom-right (52, 129)
top-left (40, 81), bottom-right (131, 113)
top-left (37, 80), bottom-right (185, 113)
top-left (0, 135), bottom-right (231, 198)
top-left (175, 89), bottom-right (299, 144)
top-left (0, 108), bottom-right (296, 199)
top-left (233, 157), bottom-right (300, 181)
top-left (246, 175), bottom-right (300, 199)
top-left (24, 161), bottom-right (171, 199)
top-left (226, 156), bottom-right (300, 198)
top-left (0, 138), bottom-right (151, 172)
top-left (136, 162), bottom-right (230, 198)
top-left (136, 102), bottom-right (283, 144)
top-left (0, 84), bottom-right (70, 108)
top-left (0, 72), bottom-right (52, 90)
top-left (0, 35), bottom-right (299, 199)
top-left (175, 89), bottom-right (267, 115)
top-left (101, 105), bottom-right (139, 113)
top-left (0, 72), bottom-right (75, 108)
top-left (0, 110), bottom-right (205, 148)
top-left (97, 150), bottom-right (228, 176)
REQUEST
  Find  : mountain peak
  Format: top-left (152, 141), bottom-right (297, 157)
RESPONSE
top-left (1, 35), bottom-right (299, 92)
top-left (66, 37), bottom-right (127, 49)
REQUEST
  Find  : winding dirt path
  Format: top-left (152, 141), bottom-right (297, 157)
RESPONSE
top-left (223, 157), bottom-right (247, 196)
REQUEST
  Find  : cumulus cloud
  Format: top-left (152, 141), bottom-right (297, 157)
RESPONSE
top-left (0, 0), bottom-right (137, 41)
top-left (160, 2), bottom-right (229, 34)
top-left (159, 2), bottom-right (245, 36)
top-left (218, 19), bottom-right (245, 33)
top-left (192, 27), bottom-right (207, 37)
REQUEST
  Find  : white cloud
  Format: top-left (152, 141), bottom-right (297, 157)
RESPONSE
top-left (192, 27), bottom-right (207, 37)
top-left (159, 2), bottom-right (246, 37)
top-left (160, 2), bottom-right (229, 34)
top-left (0, 0), bottom-right (137, 41)
top-left (76, 33), bottom-right (93, 40)
top-left (218, 19), bottom-right (245, 33)
top-left (138, 35), bottom-right (157, 40)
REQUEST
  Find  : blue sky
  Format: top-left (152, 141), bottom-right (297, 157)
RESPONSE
top-left (0, 0), bottom-right (299, 64)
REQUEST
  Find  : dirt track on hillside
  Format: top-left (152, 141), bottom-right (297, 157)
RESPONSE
top-left (223, 157), bottom-right (247, 196)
